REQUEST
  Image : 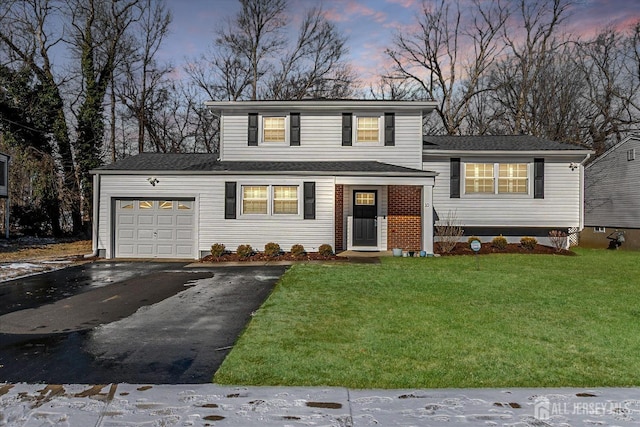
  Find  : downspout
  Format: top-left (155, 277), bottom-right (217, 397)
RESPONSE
top-left (579, 152), bottom-right (592, 232)
top-left (85, 173), bottom-right (100, 258)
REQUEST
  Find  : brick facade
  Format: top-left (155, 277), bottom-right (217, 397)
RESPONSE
top-left (335, 185), bottom-right (344, 252)
top-left (387, 185), bottom-right (422, 251)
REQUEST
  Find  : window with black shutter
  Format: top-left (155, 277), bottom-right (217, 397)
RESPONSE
top-left (225, 182), bottom-right (236, 219)
top-left (248, 113), bottom-right (258, 146)
top-left (342, 113), bottom-right (352, 146)
top-left (303, 182), bottom-right (315, 219)
top-left (450, 158), bottom-right (461, 198)
top-left (290, 113), bottom-right (300, 146)
top-left (534, 158), bottom-right (545, 199)
top-left (384, 113), bottom-right (395, 146)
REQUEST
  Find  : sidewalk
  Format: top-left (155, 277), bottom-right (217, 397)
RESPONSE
top-left (2, 383), bottom-right (640, 426)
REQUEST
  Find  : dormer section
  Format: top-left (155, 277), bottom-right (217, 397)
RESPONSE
top-left (207, 100), bottom-right (437, 169)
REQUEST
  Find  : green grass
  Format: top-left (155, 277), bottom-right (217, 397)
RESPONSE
top-left (214, 248), bottom-right (640, 388)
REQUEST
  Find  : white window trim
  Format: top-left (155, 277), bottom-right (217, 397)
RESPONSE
top-left (353, 113), bottom-right (383, 145)
top-left (260, 114), bottom-right (289, 145)
top-left (239, 183), bottom-right (302, 218)
top-left (462, 162), bottom-right (532, 197)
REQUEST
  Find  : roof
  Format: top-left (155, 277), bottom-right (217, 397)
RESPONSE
top-left (423, 135), bottom-right (591, 152)
top-left (92, 153), bottom-right (434, 177)
top-left (206, 99), bottom-right (438, 114)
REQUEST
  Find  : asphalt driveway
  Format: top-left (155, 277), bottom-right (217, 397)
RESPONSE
top-left (0, 262), bottom-right (286, 384)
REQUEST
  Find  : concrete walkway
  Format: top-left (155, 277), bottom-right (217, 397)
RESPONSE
top-left (2, 383), bottom-right (640, 426)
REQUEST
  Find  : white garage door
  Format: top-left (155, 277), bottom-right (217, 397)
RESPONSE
top-left (115, 199), bottom-right (196, 258)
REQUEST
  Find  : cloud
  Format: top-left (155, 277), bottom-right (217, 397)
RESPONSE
top-left (385, 0), bottom-right (419, 8)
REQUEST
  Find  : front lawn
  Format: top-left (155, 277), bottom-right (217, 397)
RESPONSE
top-left (214, 248), bottom-right (640, 388)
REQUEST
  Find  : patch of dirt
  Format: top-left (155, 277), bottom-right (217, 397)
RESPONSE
top-left (201, 251), bottom-right (341, 263)
top-left (0, 237), bottom-right (92, 262)
top-left (436, 242), bottom-right (575, 256)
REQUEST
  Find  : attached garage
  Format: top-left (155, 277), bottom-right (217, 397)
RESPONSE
top-left (114, 198), bottom-right (195, 259)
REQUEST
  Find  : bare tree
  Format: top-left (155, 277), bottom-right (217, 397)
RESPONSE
top-left (116, 0), bottom-right (172, 154)
top-left (0, 0), bottom-right (78, 234)
top-left (575, 26), bottom-right (640, 154)
top-left (265, 6), bottom-right (354, 99)
top-left (493, 0), bottom-right (573, 135)
top-left (189, 0), bottom-right (354, 101)
top-left (386, 0), bottom-right (509, 134)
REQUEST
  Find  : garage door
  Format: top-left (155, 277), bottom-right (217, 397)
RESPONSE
top-left (115, 199), bottom-right (196, 258)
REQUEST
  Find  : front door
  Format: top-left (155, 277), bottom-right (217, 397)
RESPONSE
top-left (353, 191), bottom-right (377, 247)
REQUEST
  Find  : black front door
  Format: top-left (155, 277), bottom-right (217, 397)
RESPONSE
top-left (353, 191), bottom-right (377, 247)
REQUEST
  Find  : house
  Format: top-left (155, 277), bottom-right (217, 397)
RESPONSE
top-left (90, 100), bottom-right (592, 259)
top-left (581, 134), bottom-right (640, 250)
top-left (423, 135), bottom-right (592, 246)
top-left (0, 152), bottom-right (9, 239)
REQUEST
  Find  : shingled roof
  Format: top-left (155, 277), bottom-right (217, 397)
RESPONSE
top-left (92, 153), bottom-right (434, 176)
top-left (423, 135), bottom-right (590, 151)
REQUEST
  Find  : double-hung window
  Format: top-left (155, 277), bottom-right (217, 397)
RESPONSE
top-left (356, 116), bottom-right (380, 143)
top-left (273, 186), bottom-right (298, 214)
top-left (241, 185), bottom-right (299, 216)
top-left (464, 162), bottom-right (529, 195)
top-left (263, 116), bottom-right (286, 143)
top-left (498, 163), bottom-right (528, 194)
top-left (465, 163), bottom-right (495, 194)
top-left (242, 186), bottom-right (268, 214)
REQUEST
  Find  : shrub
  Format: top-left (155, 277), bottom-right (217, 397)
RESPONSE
top-left (264, 242), bottom-right (281, 257)
top-left (210, 243), bottom-right (225, 257)
top-left (236, 244), bottom-right (253, 259)
top-left (520, 236), bottom-right (538, 250)
top-left (290, 244), bottom-right (305, 257)
top-left (318, 244), bottom-right (333, 257)
top-left (549, 230), bottom-right (568, 252)
top-left (435, 210), bottom-right (464, 253)
top-left (467, 236), bottom-right (481, 244)
top-left (492, 235), bottom-right (508, 250)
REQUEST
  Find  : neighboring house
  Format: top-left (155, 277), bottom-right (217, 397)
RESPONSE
top-left (423, 135), bottom-right (592, 245)
top-left (581, 134), bottom-right (640, 250)
top-left (90, 100), bottom-right (592, 259)
top-left (0, 152), bottom-right (8, 239)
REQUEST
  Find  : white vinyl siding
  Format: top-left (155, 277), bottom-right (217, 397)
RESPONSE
top-left (220, 110), bottom-right (423, 169)
top-left (97, 174), bottom-right (335, 258)
top-left (425, 157), bottom-right (584, 228)
top-left (585, 136), bottom-right (640, 228)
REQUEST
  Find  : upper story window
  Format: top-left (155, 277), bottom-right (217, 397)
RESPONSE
top-left (356, 116), bottom-right (380, 143)
top-left (464, 163), bottom-right (529, 195)
top-left (628, 148), bottom-right (636, 161)
top-left (263, 116), bottom-right (286, 143)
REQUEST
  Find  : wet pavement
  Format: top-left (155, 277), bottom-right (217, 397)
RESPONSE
top-left (0, 263), bottom-right (286, 384)
top-left (3, 383), bottom-right (640, 426)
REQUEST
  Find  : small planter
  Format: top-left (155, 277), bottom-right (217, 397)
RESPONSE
top-left (419, 250), bottom-right (426, 257)
top-left (392, 248), bottom-right (403, 257)
top-left (408, 251), bottom-right (415, 257)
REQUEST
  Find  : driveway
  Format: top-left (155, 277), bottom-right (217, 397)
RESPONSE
top-left (0, 262), bottom-right (286, 384)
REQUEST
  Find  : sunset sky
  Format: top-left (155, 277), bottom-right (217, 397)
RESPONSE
top-left (162, 0), bottom-right (640, 85)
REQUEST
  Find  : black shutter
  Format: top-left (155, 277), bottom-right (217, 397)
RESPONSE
top-left (534, 158), bottom-right (545, 199)
top-left (290, 113), bottom-right (300, 146)
top-left (225, 182), bottom-right (236, 219)
top-left (303, 182), bottom-right (315, 219)
top-left (248, 113), bottom-right (258, 146)
top-left (450, 158), bottom-right (461, 198)
top-left (384, 113), bottom-right (395, 146)
top-left (342, 113), bottom-right (352, 146)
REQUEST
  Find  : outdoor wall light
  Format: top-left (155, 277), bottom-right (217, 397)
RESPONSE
top-left (147, 177), bottom-right (159, 186)
top-left (569, 162), bottom-right (578, 171)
